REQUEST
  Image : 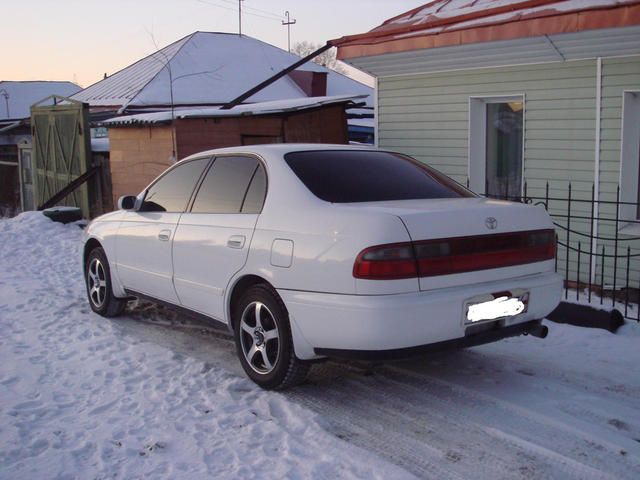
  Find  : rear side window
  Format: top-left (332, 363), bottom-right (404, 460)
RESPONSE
top-left (242, 164), bottom-right (267, 213)
top-left (284, 150), bottom-right (473, 203)
top-left (142, 158), bottom-right (209, 212)
top-left (191, 156), bottom-right (266, 214)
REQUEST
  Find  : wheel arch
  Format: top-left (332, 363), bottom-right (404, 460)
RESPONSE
top-left (83, 238), bottom-right (103, 274)
top-left (226, 273), bottom-right (319, 360)
top-left (227, 274), bottom-right (275, 332)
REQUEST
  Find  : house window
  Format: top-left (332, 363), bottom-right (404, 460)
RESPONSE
top-left (619, 91), bottom-right (640, 226)
top-left (468, 96), bottom-right (524, 199)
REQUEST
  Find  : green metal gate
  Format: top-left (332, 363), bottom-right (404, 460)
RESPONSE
top-left (31, 96), bottom-right (91, 217)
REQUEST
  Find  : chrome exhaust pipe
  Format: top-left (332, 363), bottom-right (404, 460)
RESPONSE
top-left (527, 323), bottom-right (548, 339)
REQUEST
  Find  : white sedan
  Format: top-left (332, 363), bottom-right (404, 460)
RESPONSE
top-left (83, 144), bottom-right (562, 389)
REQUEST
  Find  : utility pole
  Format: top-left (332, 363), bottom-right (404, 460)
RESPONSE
top-left (238, 0), bottom-right (244, 36)
top-left (282, 11), bottom-right (296, 52)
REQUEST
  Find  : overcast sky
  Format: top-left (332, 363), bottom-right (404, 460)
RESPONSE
top-left (4, 0), bottom-right (424, 88)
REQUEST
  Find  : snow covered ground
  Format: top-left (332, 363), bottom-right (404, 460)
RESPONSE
top-left (1, 212), bottom-right (639, 479)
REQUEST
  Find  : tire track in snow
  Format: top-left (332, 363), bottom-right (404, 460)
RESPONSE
top-left (385, 362), bottom-right (640, 468)
top-left (290, 374), bottom-right (465, 480)
top-left (354, 368), bottom-right (622, 479)
top-left (287, 358), bottom-right (639, 480)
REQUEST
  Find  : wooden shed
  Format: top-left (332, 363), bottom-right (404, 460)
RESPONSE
top-left (104, 95), bottom-right (361, 204)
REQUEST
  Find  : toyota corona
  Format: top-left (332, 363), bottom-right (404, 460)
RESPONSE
top-left (83, 145), bottom-right (562, 389)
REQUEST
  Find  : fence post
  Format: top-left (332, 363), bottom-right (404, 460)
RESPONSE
top-left (601, 244), bottom-right (605, 305)
top-left (625, 246), bottom-right (630, 318)
top-left (612, 185), bottom-right (620, 307)
top-left (588, 183), bottom-right (595, 302)
top-left (545, 182), bottom-right (549, 210)
top-left (565, 183), bottom-right (572, 300)
top-left (577, 242), bottom-right (581, 301)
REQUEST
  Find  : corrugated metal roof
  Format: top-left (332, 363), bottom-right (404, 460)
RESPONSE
top-left (71, 32), bottom-right (372, 110)
top-left (102, 94), bottom-right (367, 126)
top-left (334, 0), bottom-right (640, 60)
top-left (0, 81), bottom-right (81, 121)
top-left (71, 34), bottom-right (192, 107)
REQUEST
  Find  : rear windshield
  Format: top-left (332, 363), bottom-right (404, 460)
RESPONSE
top-left (284, 150), bottom-right (474, 203)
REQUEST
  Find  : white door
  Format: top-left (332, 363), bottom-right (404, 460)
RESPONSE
top-left (115, 157), bottom-right (210, 303)
top-left (173, 155), bottom-right (267, 321)
top-left (469, 96), bottom-right (524, 198)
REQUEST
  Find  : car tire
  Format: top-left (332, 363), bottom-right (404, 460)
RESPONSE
top-left (233, 284), bottom-right (310, 390)
top-left (85, 247), bottom-right (126, 317)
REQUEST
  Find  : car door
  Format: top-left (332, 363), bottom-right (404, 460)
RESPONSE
top-left (172, 155), bottom-right (267, 321)
top-left (115, 157), bottom-right (210, 303)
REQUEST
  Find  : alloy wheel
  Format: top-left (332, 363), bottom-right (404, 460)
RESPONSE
top-left (87, 258), bottom-right (107, 309)
top-left (239, 301), bottom-right (280, 374)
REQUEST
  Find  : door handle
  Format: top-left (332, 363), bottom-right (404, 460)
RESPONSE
top-left (158, 229), bottom-right (172, 242)
top-left (227, 235), bottom-right (246, 249)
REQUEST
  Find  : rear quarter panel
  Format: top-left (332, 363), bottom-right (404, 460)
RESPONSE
top-left (245, 206), bottom-right (419, 295)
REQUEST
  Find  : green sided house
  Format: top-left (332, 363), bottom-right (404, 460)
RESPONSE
top-left (333, 0), bottom-right (640, 304)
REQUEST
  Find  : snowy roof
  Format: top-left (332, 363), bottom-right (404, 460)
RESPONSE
top-left (0, 81), bottom-right (81, 121)
top-left (72, 32), bottom-right (373, 110)
top-left (102, 94), bottom-right (367, 126)
top-left (334, 0), bottom-right (640, 58)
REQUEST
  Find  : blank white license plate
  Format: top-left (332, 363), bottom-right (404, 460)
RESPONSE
top-left (466, 292), bottom-right (528, 323)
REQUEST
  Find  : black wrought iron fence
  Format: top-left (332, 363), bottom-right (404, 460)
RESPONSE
top-left (470, 180), bottom-right (640, 322)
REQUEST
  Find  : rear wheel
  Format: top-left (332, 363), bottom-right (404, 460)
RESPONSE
top-left (85, 247), bottom-right (126, 317)
top-left (233, 285), bottom-right (310, 390)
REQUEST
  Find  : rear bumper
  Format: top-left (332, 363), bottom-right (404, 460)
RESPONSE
top-left (278, 271), bottom-right (562, 360)
top-left (315, 320), bottom-right (545, 361)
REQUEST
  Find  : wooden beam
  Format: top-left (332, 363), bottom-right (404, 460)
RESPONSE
top-left (38, 166), bottom-right (100, 210)
top-left (221, 42), bottom-right (333, 110)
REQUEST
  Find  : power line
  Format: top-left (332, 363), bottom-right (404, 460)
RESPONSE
top-left (196, 0), bottom-right (283, 21)
top-left (215, 0), bottom-right (284, 20)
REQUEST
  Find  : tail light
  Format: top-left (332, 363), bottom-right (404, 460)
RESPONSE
top-left (353, 229), bottom-right (556, 280)
top-left (353, 243), bottom-right (417, 280)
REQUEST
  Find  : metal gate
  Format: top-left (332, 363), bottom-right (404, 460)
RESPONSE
top-left (31, 96), bottom-right (91, 217)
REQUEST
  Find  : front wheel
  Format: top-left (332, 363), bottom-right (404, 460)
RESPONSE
top-left (233, 285), bottom-right (310, 390)
top-left (85, 247), bottom-right (126, 317)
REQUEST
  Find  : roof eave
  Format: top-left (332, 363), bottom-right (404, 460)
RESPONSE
top-left (335, 3), bottom-right (640, 61)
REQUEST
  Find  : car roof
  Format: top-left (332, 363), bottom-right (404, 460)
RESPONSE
top-left (180, 143), bottom-right (377, 162)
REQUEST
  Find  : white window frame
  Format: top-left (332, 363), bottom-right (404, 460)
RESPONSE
top-left (619, 90), bottom-right (640, 230)
top-left (468, 94), bottom-right (526, 196)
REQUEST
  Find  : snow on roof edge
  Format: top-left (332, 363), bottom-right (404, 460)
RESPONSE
top-left (101, 94), bottom-right (368, 127)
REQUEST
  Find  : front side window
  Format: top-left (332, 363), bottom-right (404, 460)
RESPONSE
top-left (284, 150), bottom-right (473, 203)
top-left (191, 156), bottom-right (266, 214)
top-left (141, 158), bottom-right (209, 213)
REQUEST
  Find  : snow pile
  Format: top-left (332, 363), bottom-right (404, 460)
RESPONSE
top-left (0, 212), bottom-right (411, 479)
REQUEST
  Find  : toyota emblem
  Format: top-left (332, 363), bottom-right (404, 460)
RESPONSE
top-left (485, 217), bottom-right (498, 230)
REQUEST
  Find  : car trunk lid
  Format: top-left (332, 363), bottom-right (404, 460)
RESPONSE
top-left (344, 197), bottom-right (556, 291)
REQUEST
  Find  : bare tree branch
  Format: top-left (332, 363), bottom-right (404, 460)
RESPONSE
top-left (291, 41), bottom-right (347, 74)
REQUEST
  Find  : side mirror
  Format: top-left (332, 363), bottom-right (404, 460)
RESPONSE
top-left (118, 195), bottom-right (137, 210)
